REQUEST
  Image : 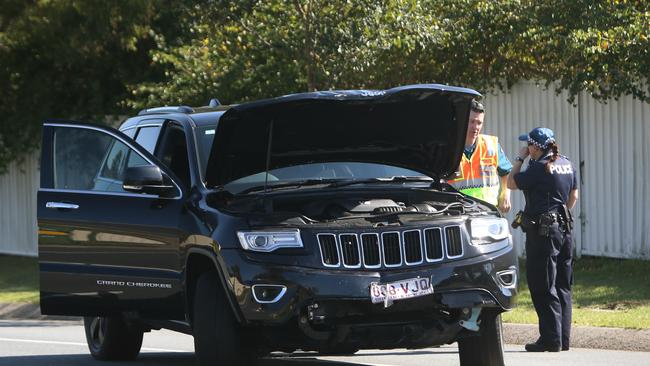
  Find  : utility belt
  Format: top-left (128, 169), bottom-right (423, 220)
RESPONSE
top-left (512, 207), bottom-right (573, 237)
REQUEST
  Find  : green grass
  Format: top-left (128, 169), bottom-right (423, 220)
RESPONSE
top-left (0, 255), bottom-right (39, 304)
top-left (503, 256), bottom-right (650, 329)
top-left (2, 255), bottom-right (649, 328)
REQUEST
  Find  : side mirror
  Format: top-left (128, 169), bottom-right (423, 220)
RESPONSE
top-left (123, 165), bottom-right (176, 197)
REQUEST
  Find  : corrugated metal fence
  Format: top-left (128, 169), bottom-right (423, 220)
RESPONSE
top-left (484, 81), bottom-right (650, 259)
top-left (579, 93), bottom-right (650, 258)
top-left (1, 82), bottom-right (649, 258)
top-left (0, 153), bottom-right (39, 256)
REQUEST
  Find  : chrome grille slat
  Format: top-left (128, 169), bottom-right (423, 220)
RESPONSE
top-left (403, 230), bottom-right (423, 265)
top-left (316, 226), bottom-right (463, 268)
top-left (361, 233), bottom-right (381, 268)
top-left (317, 233), bottom-right (340, 267)
top-left (445, 226), bottom-right (463, 258)
top-left (339, 234), bottom-right (361, 268)
top-left (382, 232), bottom-right (402, 267)
top-left (424, 228), bottom-right (444, 261)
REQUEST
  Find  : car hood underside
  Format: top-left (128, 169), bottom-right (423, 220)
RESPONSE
top-left (206, 84), bottom-right (480, 187)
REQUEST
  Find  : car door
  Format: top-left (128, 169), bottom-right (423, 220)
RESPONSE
top-left (38, 121), bottom-right (188, 320)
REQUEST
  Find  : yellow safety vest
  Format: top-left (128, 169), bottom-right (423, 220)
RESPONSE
top-left (447, 134), bottom-right (501, 206)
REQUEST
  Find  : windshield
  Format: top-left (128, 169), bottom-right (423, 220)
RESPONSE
top-left (223, 162), bottom-right (426, 194)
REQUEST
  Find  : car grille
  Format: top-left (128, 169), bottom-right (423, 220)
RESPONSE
top-left (316, 226), bottom-right (463, 269)
top-left (445, 226), bottom-right (463, 258)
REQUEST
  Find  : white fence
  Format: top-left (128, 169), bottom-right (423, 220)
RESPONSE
top-left (0, 153), bottom-right (39, 256)
top-left (484, 81), bottom-right (650, 259)
top-left (1, 82), bottom-right (649, 258)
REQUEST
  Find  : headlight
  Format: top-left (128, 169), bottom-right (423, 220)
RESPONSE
top-left (237, 229), bottom-right (303, 252)
top-left (470, 218), bottom-right (509, 244)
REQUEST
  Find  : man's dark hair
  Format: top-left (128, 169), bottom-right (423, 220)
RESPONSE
top-left (471, 99), bottom-right (485, 113)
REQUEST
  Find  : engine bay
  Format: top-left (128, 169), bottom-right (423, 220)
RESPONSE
top-left (210, 187), bottom-right (493, 224)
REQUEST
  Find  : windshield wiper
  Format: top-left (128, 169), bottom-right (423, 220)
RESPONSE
top-left (236, 176), bottom-right (433, 195)
top-left (237, 178), bottom-right (345, 194)
top-left (327, 176), bottom-right (433, 188)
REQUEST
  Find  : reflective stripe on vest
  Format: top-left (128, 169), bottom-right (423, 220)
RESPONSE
top-left (448, 134), bottom-right (500, 206)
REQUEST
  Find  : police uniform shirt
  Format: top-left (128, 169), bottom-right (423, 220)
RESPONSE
top-left (514, 155), bottom-right (577, 217)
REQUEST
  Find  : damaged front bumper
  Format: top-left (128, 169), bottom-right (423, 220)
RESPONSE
top-left (216, 243), bottom-right (517, 349)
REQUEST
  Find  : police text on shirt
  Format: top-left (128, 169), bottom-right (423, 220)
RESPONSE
top-left (549, 164), bottom-right (573, 175)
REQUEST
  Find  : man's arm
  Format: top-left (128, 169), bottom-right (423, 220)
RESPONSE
top-left (495, 142), bottom-right (512, 212)
top-left (567, 188), bottom-right (579, 209)
top-left (498, 175), bottom-right (511, 213)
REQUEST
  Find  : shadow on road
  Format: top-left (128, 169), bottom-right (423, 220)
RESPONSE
top-left (0, 352), bottom-right (380, 366)
top-left (337, 349), bottom-right (456, 356)
top-left (0, 353), bottom-right (195, 366)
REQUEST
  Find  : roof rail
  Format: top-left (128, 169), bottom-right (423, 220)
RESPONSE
top-left (137, 106), bottom-right (194, 116)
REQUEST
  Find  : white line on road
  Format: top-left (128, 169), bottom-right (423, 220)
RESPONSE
top-left (0, 337), bottom-right (189, 353)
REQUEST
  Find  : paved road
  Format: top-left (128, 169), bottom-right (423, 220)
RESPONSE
top-left (1, 320), bottom-right (648, 366)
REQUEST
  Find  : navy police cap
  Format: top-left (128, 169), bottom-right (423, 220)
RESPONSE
top-left (519, 127), bottom-right (555, 149)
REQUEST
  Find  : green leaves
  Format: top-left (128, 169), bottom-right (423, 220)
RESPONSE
top-left (127, 0), bottom-right (448, 106)
top-left (0, 0), bottom-right (169, 173)
top-left (1, 0), bottom-right (648, 172)
top-left (526, 0), bottom-right (649, 102)
top-left (135, 0), bottom-right (648, 108)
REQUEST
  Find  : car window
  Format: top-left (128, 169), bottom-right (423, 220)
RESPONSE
top-left (121, 127), bottom-right (136, 139)
top-left (156, 123), bottom-right (191, 188)
top-left (196, 126), bottom-right (216, 181)
top-left (134, 126), bottom-right (161, 153)
top-left (99, 140), bottom-right (130, 181)
top-left (127, 149), bottom-right (148, 167)
top-left (53, 127), bottom-right (150, 192)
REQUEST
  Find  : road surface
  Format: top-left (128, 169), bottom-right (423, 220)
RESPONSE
top-left (0, 320), bottom-right (647, 366)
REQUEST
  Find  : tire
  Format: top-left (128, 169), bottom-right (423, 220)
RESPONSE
top-left (458, 313), bottom-right (505, 366)
top-left (193, 271), bottom-right (251, 366)
top-left (83, 316), bottom-right (143, 361)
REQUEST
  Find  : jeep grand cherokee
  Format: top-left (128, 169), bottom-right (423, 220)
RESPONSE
top-left (38, 84), bottom-right (517, 366)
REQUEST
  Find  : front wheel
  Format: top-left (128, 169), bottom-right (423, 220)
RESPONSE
top-left (83, 316), bottom-right (144, 361)
top-left (457, 313), bottom-right (505, 366)
top-left (193, 271), bottom-right (253, 366)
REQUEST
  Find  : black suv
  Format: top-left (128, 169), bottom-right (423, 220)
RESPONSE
top-left (38, 84), bottom-right (517, 366)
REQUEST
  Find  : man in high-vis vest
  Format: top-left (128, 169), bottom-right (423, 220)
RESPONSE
top-left (448, 100), bottom-right (512, 213)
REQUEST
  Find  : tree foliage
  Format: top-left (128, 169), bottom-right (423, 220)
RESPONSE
top-left (0, 0), bottom-right (179, 173)
top-left (1, 0), bottom-right (648, 172)
top-left (130, 0), bottom-right (648, 108)
top-left (128, 0), bottom-right (450, 106)
top-left (526, 0), bottom-right (650, 102)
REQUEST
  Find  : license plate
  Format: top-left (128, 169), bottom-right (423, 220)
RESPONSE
top-left (370, 277), bottom-right (433, 304)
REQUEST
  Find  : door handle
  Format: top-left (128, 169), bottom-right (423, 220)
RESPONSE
top-left (46, 202), bottom-right (80, 210)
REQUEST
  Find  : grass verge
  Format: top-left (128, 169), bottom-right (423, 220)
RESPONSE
top-left (503, 256), bottom-right (650, 329)
top-left (0, 255), bottom-right (39, 304)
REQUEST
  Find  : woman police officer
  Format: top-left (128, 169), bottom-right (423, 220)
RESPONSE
top-left (507, 127), bottom-right (579, 352)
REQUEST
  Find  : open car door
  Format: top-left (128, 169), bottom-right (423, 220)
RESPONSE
top-left (38, 121), bottom-right (187, 319)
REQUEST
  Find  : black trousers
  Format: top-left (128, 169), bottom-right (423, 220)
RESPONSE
top-left (525, 226), bottom-right (573, 348)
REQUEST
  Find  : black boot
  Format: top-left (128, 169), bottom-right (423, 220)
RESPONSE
top-left (525, 341), bottom-right (561, 352)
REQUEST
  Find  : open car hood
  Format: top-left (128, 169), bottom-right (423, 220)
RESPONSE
top-left (205, 84), bottom-right (480, 188)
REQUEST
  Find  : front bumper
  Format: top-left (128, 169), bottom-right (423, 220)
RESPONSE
top-left (219, 244), bottom-right (518, 326)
